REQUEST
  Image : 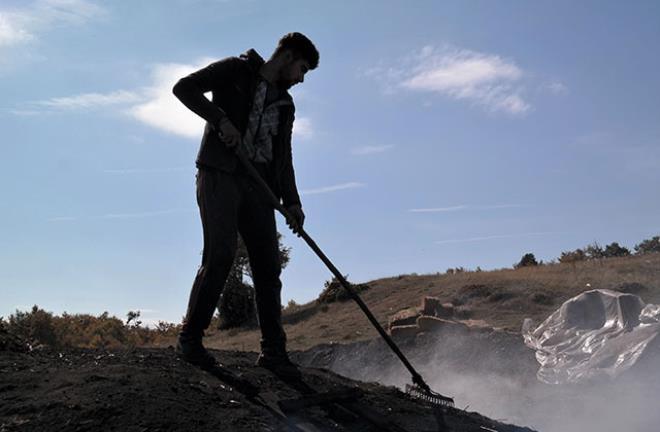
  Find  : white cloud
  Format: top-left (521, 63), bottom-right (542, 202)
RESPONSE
top-left (293, 116), bottom-right (313, 139)
top-left (365, 45), bottom-right (531, 115)
top-left (129, 61), bottom-right (212, 138)
top-left (0, 13), bottom-right (34, 46)
top-left (351, 144), bottom-right (394, 155)
top-left (19, 56), bottom-right (314, 140)
top-left (300, 182), bottom-right (365, 196)
top-left (37, 90), bottom-right (140, 109)
top-left (0, 0), bottom-right (104, 48)
top-left (130, 59), bottom-right (315, 140)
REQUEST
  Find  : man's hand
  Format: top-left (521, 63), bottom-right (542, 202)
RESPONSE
top-left (286, 204), bottom-right (305, 236)
top-left (216, 117), bottom-right (242, 149)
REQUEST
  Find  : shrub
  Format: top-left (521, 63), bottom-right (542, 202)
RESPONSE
top-left (602, 242), bottom-right (631, 258)
top-left (4, 306), bottom-right (182, 349)
top-left (515, 253), bottom-right (538, 269)
top-left (559, 248), bottom-right (586, 263)
top-left (8, 305), bottom-right (58, 347)
top-left (317, 275), bottom-right (369, 304)
top-left (283, 299), bottom-right (299, 311)
top-left (584, 242), bottom-right (605, 260)
top-left (634, 236), bottom-right (660, 254)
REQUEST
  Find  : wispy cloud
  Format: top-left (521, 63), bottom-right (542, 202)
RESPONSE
top-left (101, 208), bottom-right (195, 219)
top-left (543, 81), bottom-right (568, 95)
top-left (36, 90), bottom-right (141, 109)
top-left (0, 0), bottom-right (105, 48)
top-left (351, 144), bottom-right (394, 156)
top-left (300, 182), bottom-right (365, 196)
top-left (435, 231), bottom-right (554, 245)
top-left (16, 54), bottom-right (315, 140)
top-left (409, 204), bottom-right (527, 213)
top-left (46, 216), bottom-right (78, 222)
top-left (364, 44), bottom-right (530, 115)
top-left (47, 208), bottom-right (195, 222)
top-left (102, 166), bottom-right (189, 174)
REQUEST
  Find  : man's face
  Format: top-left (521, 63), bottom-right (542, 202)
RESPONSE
top-left (279, 57), bottom-right (310, 90)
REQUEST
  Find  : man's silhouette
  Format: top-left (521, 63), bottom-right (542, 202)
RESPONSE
top-left (172, 32), bottom-right (319, 375)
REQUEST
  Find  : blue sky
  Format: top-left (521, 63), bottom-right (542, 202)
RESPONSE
top-left (2, 0), bottom-right (659, 326)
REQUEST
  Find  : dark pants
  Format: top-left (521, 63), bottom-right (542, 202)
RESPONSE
top-left (181, 165), bottom-right (286, 353)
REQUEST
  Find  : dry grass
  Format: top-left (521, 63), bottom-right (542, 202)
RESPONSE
top-left (200, 252), bottom-right (660, 352)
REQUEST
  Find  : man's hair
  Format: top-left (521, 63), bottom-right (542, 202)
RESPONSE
top-left (273, 32), bottom-right (319, 70)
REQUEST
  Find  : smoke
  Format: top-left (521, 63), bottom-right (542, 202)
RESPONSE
top-left (301, 331), bottom-right (660, 432)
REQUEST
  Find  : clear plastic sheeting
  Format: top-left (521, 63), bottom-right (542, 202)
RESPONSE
top-left (522, 289), bottom-right (660, 384)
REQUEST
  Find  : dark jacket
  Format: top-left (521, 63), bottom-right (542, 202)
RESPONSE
top-left (172, 49), bottom-right (301, 207)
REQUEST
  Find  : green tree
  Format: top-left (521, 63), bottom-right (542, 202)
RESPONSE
top-left (217, 232), bottom-right (291, 329)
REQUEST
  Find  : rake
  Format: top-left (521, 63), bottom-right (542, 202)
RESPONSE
top-left (233, 146), bottom-right (454, 408)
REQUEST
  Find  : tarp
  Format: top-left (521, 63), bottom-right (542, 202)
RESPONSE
top-left (522, 289), bottom-right (660, 384)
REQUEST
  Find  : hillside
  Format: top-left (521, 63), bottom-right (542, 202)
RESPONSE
top-left (197, 252), bottom-right (660, 352)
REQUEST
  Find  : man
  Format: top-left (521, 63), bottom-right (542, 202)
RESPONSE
top-left (172, 32), bottom-right (319, 374)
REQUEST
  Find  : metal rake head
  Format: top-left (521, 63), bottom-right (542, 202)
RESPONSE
top-left (405, 384), bottom-right (455, 408)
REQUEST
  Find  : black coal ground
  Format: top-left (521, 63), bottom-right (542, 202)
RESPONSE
top-left (0, 342), bottom-right (536, 432)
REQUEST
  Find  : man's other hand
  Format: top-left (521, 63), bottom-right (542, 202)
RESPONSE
top-left (216, 117), bottom-right (241, 149)
top-left (286, 204), bottom-right (305, 236)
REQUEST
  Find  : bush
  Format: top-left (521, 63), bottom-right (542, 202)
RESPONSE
top-left (3, 306), bottom-right (181, 349)
top-left (515, 253), bottom-right (538, 269)
top-left (584, 242), bottom-right (605, 260)
top-left (634, 236), bottom-right (660, 254)
top-left (317, 275), bottom-right (370, 304)
top-left (283, 299), bottom-right (299, 312)
top-left (559, 248), bottom-right (586, 263)
top-left (602, 242), bottom-right (631, 258)
top-left (8, 306), bottom-right (58, 347)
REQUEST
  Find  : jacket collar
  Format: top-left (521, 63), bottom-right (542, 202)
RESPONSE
top-left (240, 48), bottom-right (293, 104)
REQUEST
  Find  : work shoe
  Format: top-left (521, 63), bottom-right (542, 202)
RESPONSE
top-left (256, 352), bottom-right (301, 379)
top-left (176, 334), bottom-right (217, 368)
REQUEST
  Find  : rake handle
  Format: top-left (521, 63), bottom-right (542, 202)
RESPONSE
top-left (234, 148), bottom-right (431, 393)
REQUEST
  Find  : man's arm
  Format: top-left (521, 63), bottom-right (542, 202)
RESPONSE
top-left (279, 107), bottom-right (302, 209)
top-left (172, 57), bottom-right (240, 129)
top-left (278, 107), bottom-right (305, 234)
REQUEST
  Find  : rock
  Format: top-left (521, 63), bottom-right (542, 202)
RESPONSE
top-left (416, 316), bottom-right (468, 334)
top-left (390, 325), bottom-right (420, 340)
top-left (421, 296), bottom-right (455, 318)
top-left (388, 308), bottom-right (421, 329)
top-left (458, 319), bottom-right (492, 333)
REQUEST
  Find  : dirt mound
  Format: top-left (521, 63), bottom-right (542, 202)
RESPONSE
top-left (0, 346), bottom-right (536, 431)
